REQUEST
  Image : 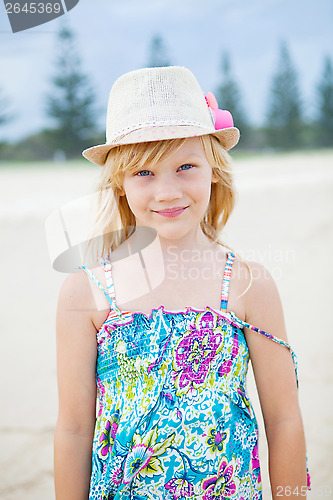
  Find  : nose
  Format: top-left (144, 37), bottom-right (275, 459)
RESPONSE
top-left (153, 173), bottom-right (182, 202)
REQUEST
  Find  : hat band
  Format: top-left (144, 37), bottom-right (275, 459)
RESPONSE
top-left (106, 119), bottom-right (214, 144)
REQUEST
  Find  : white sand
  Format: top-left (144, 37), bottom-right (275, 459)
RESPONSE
top-left (0, 150), bottom-right (332, 499)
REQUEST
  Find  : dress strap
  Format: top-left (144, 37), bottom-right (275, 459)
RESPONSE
top-left (98, 255), bottom-right (117, 304)
top-left (220, 251), bottom-right (235, 310)
top-left (77, 265), bottom-right (114, 307)
top-left (229, 312), bottom-right (299, 388)
top-left (97, 256), bottom-right (124, 316)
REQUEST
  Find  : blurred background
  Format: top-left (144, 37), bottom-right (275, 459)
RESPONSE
top-left (1, 0), bottom-right (333, 158)
top-left (0, 0), bottom-right (332, 498)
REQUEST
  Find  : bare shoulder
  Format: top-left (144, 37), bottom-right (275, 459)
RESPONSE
top-left (57, 268), bottom-right (94, 312)
top-left (57, 265), bottom-right (110, 330)
top-left (244, 260), bottom-right (282, 310)
top-left (224, 252), bottom-right (279, 304)
top-left (239, 258), bottom-right (288, 342)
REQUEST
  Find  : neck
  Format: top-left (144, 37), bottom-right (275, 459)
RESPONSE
top-left (158, 230), bottom-right (215, 258)
top-left (109, 226), bottom-right (218, 265)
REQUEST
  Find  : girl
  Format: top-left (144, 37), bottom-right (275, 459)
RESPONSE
top-left (54, 66), bottom-right (310, 499)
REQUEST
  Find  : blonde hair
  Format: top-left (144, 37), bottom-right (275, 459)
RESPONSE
top-left (85, 135), bottom-right (236, 263)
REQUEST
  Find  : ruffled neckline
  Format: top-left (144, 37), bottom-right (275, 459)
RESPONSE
top-left (98, 304), bottom-right (244, 333)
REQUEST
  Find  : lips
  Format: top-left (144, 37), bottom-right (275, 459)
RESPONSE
top-left (153, 206), bottom-right (188, 218)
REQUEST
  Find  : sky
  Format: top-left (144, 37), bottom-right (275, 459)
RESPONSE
top-left (0, 0), bottom-right (332, 143)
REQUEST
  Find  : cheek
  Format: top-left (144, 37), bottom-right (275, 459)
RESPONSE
top-left (202, 185), bottom-right (212, 210)
top-left (122, 181), bottom-right (147, 214)
top-left (124, 192), bottom-right (140, 214)
top-left (191, 172), bottom-right (213, 204)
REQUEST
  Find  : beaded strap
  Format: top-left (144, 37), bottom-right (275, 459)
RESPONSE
top-left (77, 258), bottom-right (131, 319)
top-left (98, 255), bottom-right (117, 304)
top-left (229, 312), bottom-right (299, 387)
top-left (220, 252), bottom-right (235, 310)
top-left (97, 256), bottom-right (124, 316)
top-left (77, 265), bottom-right (114, 308)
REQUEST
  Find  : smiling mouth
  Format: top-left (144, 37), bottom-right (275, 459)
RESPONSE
top-left (153, 207), bottom-right (188, 218)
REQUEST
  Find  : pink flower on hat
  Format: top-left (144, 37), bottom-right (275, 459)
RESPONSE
top-left (205, 91), bottom-right (234, 130)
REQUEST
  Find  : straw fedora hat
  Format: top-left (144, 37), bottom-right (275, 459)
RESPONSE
top-left (82, 66), bottom-right (240, 166)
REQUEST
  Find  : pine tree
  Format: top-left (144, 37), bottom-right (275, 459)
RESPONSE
top-left (46, 25), bottom-right (97, 157)
top-left (147, 35), bottom-right (171, 68)
top-left (266, 42), bottom-right (304, 149)
top-left (316, 56), bottom-right (333, 147)
top-left (215, 53), bottom-right (249, 147)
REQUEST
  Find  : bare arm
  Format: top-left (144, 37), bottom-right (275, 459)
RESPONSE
top-left (243, 262), bottom-right (308, 499)
top-left (54, 271), bottom-right (98, 500)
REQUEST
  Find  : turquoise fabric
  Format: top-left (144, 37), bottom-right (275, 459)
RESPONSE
top-left (78, 252), bottom-right (303, 500)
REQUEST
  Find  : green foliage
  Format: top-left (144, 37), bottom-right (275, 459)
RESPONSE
top-left (215, 53), bottom-right (251, 148)
top-left (45, 25), bottom-right (98, 158)
top-left (316, 56), bottom-right (333, 147)
top-left (0, 130), bottom-right (63, 161)
top-left (0, 85), bottom-right (13, 127)
top-left (265, 42), bottom-right (304, 149)
top-left (0, 128), bottom-right (106, 162)
top-left (146, 35), bottom-right (171, 67)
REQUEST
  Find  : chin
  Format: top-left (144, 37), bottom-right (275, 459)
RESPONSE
top-left (155, 226), bottom-right (198, 242)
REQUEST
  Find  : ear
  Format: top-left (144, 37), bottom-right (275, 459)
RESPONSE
top-left (118, 187), bottom-right (125, 196)
top-left (211, 172), bottom-right (219, 183)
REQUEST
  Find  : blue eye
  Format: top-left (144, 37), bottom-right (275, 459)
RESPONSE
top-left (178, 164), bottom-right (194, 171)
top-left (136, 170), bottom-right (152, 177)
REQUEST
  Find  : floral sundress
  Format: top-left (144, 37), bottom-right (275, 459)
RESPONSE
top-left (79, 252), bottom-right (310, 499)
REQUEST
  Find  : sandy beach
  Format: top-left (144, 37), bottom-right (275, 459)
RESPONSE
top-left (0, 150), bottom-right (332, 499)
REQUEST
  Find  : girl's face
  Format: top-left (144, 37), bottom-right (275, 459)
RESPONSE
top-left (121, 137), bottom-right (217, 243)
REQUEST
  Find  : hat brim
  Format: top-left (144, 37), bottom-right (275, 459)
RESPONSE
top-left (82, 126), bottom-right (240, 166)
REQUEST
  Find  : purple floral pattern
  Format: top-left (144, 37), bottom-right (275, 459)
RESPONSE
top-left (205, 426), bottom-right (230, 459)
top-left (165, 478), bottom-right (194, 499)
top-left (172, 312), bottom-right (224, 395)
top-left (97, 410), bottom-right (120, 460)
top-left (202, 457), bottom-right (238, 499)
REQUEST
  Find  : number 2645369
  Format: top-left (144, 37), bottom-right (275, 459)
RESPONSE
top-left (5, 3), bottom-right (62, 14)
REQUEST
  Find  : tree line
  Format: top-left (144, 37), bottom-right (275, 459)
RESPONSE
top-left (0, 29), bottom-right (332, 162)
